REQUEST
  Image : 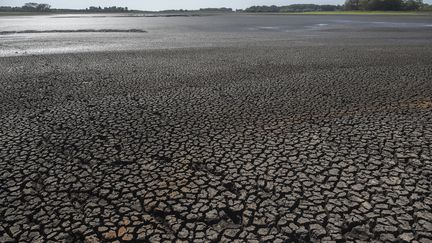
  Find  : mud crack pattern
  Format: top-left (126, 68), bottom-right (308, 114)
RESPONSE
top-left (1, 46), bottom-right (432, 242)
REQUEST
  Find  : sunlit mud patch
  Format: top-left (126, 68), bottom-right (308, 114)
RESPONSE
top-left (412, 100), bottom-right (432, 109)
top-left (307, 23), bottom-right (330, 29)
top-left (249, 26), bottom-right (281, 31)
top-left (0, 29), bottom-right (147, 35)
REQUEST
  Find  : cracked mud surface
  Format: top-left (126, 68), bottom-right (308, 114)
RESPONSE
top-left (1, 40), bottom-right (432, 241)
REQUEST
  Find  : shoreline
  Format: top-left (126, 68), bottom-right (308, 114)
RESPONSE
top-left (2, 10), bottom-right (432, 17)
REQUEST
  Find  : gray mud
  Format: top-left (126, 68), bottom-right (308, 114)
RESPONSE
top-left (0, 14), bottom-right (432, 242)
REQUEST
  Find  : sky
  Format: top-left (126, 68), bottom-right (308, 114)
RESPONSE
top-left (1, 0), bottom-right (348, 11)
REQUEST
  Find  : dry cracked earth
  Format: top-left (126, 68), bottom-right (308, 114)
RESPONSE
top-left (1, 44), bottom-right (432, 242)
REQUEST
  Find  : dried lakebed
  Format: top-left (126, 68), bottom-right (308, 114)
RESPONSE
top-left (1, 18), bottom-right (432, 242)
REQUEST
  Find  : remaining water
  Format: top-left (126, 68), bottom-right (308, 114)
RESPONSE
top-left (0, 13), bottom-right (431, 56)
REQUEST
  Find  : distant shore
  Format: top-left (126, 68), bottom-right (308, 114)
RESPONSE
top-left (0, 11), bottom-right (54, 16)
top-left (255, 10), bottom-right (432, 15)
top-left (1, 10), bottom-right (431, 17)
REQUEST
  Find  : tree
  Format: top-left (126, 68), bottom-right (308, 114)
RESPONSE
top-left (22, 2), bottom-right (51, 11)
top-left (24, 2), bottom-right (39, 8)
top-left (421, 3), bottom-right (432, 10)
top-left (345, 0), bottom-right (422, 10)
top-left (246, 4), bottom-right (341, 12)
top-left (364, 0), bottom-right (403, 10)
top-left (36, 3), bottom-right (51, 12)
top-left (403, 0), bottom-right (423, 10)
top-left (344, 0), bottom-right (360, 10)
top-left (245, 5), bottom-right (280, 12)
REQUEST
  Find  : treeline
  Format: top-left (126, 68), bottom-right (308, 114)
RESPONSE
top-left (199, 8), bottom-right (233, 12)
top-left (244, 4), bottom-right (343, 12)
top-left (345, 0), bottom-right (423, 10)
top-left (0, 3), bottom-right (51, 12)
top-left (2, 1), bottom-right (430, 13)
top-left (158, 8), bottom-right (233, 13)
top-left (86, 6), bottom-right (129, 12)
top-left (0, 2), bottom-right (131, 13)
top-left (0, 4), bottom-right (233, 14)
top-left (423, 3), bottom-right (432, 10)
top-left (244, 0), bottom-right (426, 12)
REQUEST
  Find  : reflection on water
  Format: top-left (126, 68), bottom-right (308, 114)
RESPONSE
top-left (0, 29), bottom-right (147, 35)
top-left (0, 14), bottom-right (431, 56)
top-left (1, 14), bottom-right (431, 33)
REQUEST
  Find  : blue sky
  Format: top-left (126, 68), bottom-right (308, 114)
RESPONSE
top-left (2, 0), bottom-right (349, 10)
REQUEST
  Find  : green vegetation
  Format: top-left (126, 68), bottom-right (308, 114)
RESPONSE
top-left (1, 1), bottom-right (431, 16)
top-left (158, 8), bottom-right (233, 13)
top-left (198, 8), bottom-right (233, 12)
top-left (243, 0), bottom-right (430, 13)
top-left (423, 3), bottom-right (432, 10)
top-left (0, 2), bottom-right (131, 14)
top-left (22, 2), bottom-right (51, 12)
top-left (0, 11), bottom-right (52, 16)
top-left (344, 0), bottom-right (423, 10)
top-left (244, 4), bottom-right (343, 12)
top-left (0, 3), bottom-right (233, 16)
top-left (85, 6), bottom-right (129, 12)
top-left (288, 10), bottom-right (431, 15)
